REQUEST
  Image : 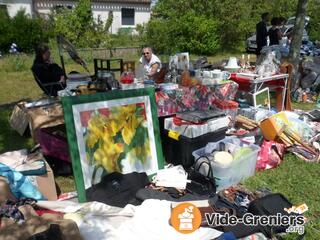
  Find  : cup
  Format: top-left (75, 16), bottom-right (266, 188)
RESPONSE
top-left (202, 70), bottom-right (212, 78)
top-left (211, 69), bottom-right (231, 80)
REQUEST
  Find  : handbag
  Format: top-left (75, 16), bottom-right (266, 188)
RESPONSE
top-left (186, 155), bottom-right (216, 197)
top-left (248, 193), bottom-right (305, 238)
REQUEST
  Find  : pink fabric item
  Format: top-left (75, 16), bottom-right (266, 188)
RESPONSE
top-left (35, 209), bottom-right (64, 217)
top-left (256, 140), bottom-right (285, 171)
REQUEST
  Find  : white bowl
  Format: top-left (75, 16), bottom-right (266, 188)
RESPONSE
top-left (224, 66), bottom-right (240, 73)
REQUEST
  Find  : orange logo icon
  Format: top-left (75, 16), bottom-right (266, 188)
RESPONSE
top-left (170, 203), bottom-right (202, 234)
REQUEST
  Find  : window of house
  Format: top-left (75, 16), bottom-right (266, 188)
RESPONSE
top-left (121, 8), bottom-right (134, 26)
top-left (53, 4), bottom-right (72, 13)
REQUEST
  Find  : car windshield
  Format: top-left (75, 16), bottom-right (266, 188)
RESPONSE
top-left (286, 17), bottom-right (310, 26)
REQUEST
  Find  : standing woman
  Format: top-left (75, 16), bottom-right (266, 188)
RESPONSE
top-left (268, 17), bottom-right (283, 46)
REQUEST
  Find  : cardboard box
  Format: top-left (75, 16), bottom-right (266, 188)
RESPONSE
top-left (9, 102), bottom-right (64, 142)
top-left (26, 104), bottom-right (64, 142)
top-left (28, 160), bottom-right (58, 200)
top-left (9, 103), bottom-right (29, 136)
top-left (37, 160), bottom-right (58, 200)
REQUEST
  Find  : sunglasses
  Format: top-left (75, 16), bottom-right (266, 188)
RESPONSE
top-left (142, 52), bottom-right (150, 55)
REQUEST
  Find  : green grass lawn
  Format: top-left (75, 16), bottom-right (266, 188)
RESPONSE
top-left (0, 53), bottom-right (319, 239)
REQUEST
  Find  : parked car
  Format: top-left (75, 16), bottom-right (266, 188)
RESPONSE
top-left (246, 17), bottom-right (310, 53)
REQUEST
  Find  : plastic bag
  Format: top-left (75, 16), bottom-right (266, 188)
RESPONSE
top-left (255, 49), bottom-right (280, 77)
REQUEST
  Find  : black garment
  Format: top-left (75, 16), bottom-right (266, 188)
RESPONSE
top-left (136, 188), bottom-right (211, 202)
top-left (256, 21), bottom-right (268, 55)
top-left (268, 28), bottom-right (280, 45)
top-left (27, 224), bottom-right (63, 240)
top-left (214, 223), bottom-right (263, 238)
top-left (86, 172), bottom-right (150, 207)
top-left (31, 61), bottom-right (65, 96)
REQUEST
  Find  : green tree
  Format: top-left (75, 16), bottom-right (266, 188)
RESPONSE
top-left (54, 0), bottom-right (112, 48)
top-left (143, 5), bottom-right (220, 54)
top-left (146, 0), bottom-right (320, 54)
top-left (0, 8), bottom-right (11, 51)
top-left (0, 9), bottom-right (52, 52)
top-left (307, 0), bottom-right (320, 41)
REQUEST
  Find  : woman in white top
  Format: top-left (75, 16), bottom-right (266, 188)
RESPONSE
top-left (139, 47), bottom-right (161, 80)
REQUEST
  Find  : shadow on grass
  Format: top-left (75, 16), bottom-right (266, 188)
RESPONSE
top-left (0, 105), bottom-right (34, 154)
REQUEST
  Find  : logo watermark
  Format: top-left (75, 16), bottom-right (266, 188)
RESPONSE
top-left (205, 213), bottom-right (305, 235)
top-left (170, 203), bottom-right (306, 235)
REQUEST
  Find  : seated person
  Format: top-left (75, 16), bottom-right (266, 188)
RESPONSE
top-left (31, 44), bottom-right (65, 96)
top-left (139, 47), bottom-right (161, 80)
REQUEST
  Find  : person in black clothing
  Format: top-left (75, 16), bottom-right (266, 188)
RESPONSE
top-left (256, 12), bottom-right (270, 55)
top-left (31, 44), bottom-right (65, 96)
top-left (268, 17), bottom-right (283, 46)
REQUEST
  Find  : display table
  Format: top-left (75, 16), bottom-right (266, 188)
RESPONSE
top-left (230, 73), bottom-right (289, 111)
top-left (10, 82), bottom-right (239, 147)
top-left (156, 81), bottom-right (239, 117)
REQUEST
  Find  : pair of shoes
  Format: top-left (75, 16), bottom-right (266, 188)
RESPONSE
top-left (254, 187), bottom-right (272, 199)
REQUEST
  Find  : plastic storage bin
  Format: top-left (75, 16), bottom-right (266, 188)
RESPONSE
top-left (37, 124), bottom-right (70, 163)
top-left (192, 137), bottom-right (260, 190)
top-left (162, 127), bottom-right (227, 168)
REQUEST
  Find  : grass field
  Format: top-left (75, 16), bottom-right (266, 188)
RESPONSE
top-left (0, 53), bottom-right (319, 239)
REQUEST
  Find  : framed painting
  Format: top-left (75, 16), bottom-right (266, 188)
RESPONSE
top-left (62, 88), bottom-right (164, 202)
top-left (253, 87), bottom-right (270, 110)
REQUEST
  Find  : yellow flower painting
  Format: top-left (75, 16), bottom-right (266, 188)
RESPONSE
top-left (80, 103), bottom-right (151, 183)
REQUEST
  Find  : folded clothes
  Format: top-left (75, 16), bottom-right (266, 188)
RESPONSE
top-left (0, 198), bottom-right (36, 223)
top-left (0, 205), bottom-right (82, 240)
top-left (15, 160), bottom-right (46, 176)
top-left (153, 165), bottom-right (189, 189)
top-left (0, 150), bottom-right (47, 175)
top-left (0, 149), bottom-right (28, 169)
top-left (0, 163), bottom-right (45, 200)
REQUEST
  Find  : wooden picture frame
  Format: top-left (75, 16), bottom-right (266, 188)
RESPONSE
top-left (62, 88), bottom-right (164, 202)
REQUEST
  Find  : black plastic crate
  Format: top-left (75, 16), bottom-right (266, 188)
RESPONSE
top-left (161, 127), bottom-right (227, 169)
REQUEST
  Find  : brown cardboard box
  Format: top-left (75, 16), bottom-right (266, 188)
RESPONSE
top-left (27, 104), bottom-right (64, 142)
top-left (9, 102), bottom-right (64, 142)
top-left (9, 103), bottom-right (29, 136)
top-left (34, 160), bottom-right (58, 201)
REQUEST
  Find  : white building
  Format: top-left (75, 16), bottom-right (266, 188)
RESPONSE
top-left (0, 0), bottom-right (151, 33)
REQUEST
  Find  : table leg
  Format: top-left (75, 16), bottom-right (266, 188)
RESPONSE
top-left (281, 77), bottom-right (288, 111)
top-left (254, 83), bottom-right (258, 95)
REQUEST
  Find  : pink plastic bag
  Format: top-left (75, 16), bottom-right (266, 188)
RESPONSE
top-left (256, 140), bottom-right (285, 171)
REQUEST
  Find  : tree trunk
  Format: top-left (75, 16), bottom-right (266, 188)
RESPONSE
top-left (288, 0), bottom-right (309, 90)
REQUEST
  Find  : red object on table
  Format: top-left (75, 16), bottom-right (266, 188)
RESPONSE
top-left (212, 98), bottom-right (239, 122)
top-left (230, 73), bottom-right (286, 91)
top-left (229, 73), bottom-right (252, 91)
top-left (120, 72), bottom-right (134, 84)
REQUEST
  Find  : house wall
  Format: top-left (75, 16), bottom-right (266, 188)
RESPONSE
top-left (91, 2), bottom-right (150, 33)
top-left (34, 0), bottom-right (150, 34)
top-left (0, 0), bottom-right (33, 17)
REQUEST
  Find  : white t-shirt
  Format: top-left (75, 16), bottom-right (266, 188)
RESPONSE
top-left (139, 54), bottom-right (162, 75)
